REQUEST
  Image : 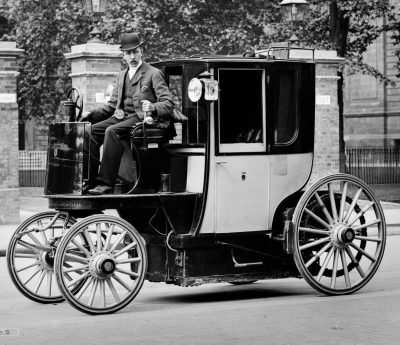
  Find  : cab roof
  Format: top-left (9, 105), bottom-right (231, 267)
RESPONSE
top-left (153, 47), bottom-right (315, 65)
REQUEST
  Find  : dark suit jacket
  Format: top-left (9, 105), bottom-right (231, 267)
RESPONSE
top-left (89, 61), bottom-right (173, 124)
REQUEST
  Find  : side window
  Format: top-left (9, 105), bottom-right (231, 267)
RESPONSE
top-left (218, 69), bottom-right (265, 153)
top-left (165, 67), bottom-right (183, 144)
top-left (273, 69), bottom-right (298, 145)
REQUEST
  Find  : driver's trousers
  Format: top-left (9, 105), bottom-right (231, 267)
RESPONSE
top-left (89, 114), bottom-right (141, 187)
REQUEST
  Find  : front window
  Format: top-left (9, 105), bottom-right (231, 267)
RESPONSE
top-left (165, 64), bottom-right (208, 145)
top-left (217, 68), bottom-right (265, 153)
top-left (272, 69), bottom-right (298, 145)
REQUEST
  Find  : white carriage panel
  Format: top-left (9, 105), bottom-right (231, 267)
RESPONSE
top-left (268, 153), bottom-right (314, 228)
top-left (215, 155), bottom-right (269, 233)
top-left (186, 156), bottom-right (205, 193)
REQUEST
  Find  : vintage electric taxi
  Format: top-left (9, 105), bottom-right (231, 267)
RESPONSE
top-left (7, 47), bottom-right (386, 314)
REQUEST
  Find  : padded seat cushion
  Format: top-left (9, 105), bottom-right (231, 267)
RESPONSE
top-left (131, 121), bottom-right (177, 142)
top-left (131, 127), bottom-right (167, 138)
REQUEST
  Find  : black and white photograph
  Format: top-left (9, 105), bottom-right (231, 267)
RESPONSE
top-left (0, 0), bottom-right (400, 344)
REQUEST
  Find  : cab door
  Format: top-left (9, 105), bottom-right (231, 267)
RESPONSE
top-left (214, 67), bottom-right (269, 233)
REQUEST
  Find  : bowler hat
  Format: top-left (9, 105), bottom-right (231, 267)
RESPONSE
top-left (120, 33), bottom-right (143, 51)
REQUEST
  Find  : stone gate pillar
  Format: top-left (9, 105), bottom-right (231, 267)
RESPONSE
top-left (310, 50), bottom-right (345, 183)
top-left (64, 42), bottom-right (122, 113)
top-left (0, 42), bottom-right (23, 223)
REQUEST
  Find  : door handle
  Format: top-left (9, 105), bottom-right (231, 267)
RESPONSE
top-left (216, 161), bottom-right (227, 164)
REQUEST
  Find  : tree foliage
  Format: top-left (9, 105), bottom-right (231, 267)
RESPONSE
top-left (0, 0), bottom-right (398, 123)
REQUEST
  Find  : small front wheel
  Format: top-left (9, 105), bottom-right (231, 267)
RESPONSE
top-left (292, 174), bottom-right (386, 295)
top-left (7, 211), bottom-right (76, 303)
top-left (54, 215), bottom-right (148, 314)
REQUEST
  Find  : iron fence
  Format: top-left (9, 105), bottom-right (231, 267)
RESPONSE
top-left (345, 147), bottom-right (400, 185)
top-left (344, 147), bottom-right (400, 202)
top-left (19, 151), bottom-right (47, 187)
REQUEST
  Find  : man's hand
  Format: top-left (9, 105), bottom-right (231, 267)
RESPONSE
top-left (79, 111), bottom-right (92, 123)
top-left (141, 100), bottom-right (155, 112)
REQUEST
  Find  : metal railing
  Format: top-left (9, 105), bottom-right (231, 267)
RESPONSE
top-left (19, 151), bottom-right (47, 187)
top-left (345, 147), bottom-right (400, 185)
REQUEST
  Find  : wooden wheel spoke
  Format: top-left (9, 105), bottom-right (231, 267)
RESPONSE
top-left (340, 249), bottom-right (351, 288)
top-left (40, 230), bottom-right (48, 246)
top-left (63, 264), bottom-right (89, 273)
top-left (111, 273), bottom-right (132, 292)
top-left (348, 242), bottom-right (376, 262)
top-left (27, 232), bottom-right (43, 247)
top-left (116, 257), bottom-right (141, 265)
top-left (66, 271), bottom-right (91, 289)
top-left (15, 253), bottom-right (38, 258)
top-left (354, 235), bottom-right (381, 243)
top-left (88, 279), bottom-right (99, 306)
top-left (328, 183), bottom-right (338, 222)
top-left (83, 228), bottom-right (96, 254)
top-left (75, 277), bottom-right (94, 300)
top-left (34, 269), bottom-right (47, 293)
top-left (348, 201), bottom-right (374, 227)
top-left (96, 223), bottom-right (102, 252)
top-left (114, 241), bottom-right (137, 258)
top-left (64, 253), bottom-right (90, 264)
top-left (299, 236), bottom-right (331, 251)
top-left (16, 240), bottom-right (42, 253)
top-left (352, 219), bottom-right (381, 232)
top-left (16, 260), bottom-right (41, 273)
top-left (339, 182), bottom-right (348, 222)
top-left (330, 248), bottom-right (339, 289)
top-left (305, 242), bottom-right (332, 268)
top-left (71, 239), bottom-right (91, 258)
top-left (103, 224), bottom-right (115, 251)
top-left (345, 247), bottom-right (366, 278)
top-left (299, 227), bottom-right (329, 236)
top-left (109, 230), bottom-right (128, 253)
top-left (115, 267), bottom-right (140, 279)
top-left (343, 188), bottom-right (362, 223)
top-left (23, 266), bottom-right (42, 285)
top-left (313, 193), bottom-right (334, 225)
top-left (304, 208), bottom-right (331, 231)
top-left (47, 271), bottom-right (53, 297)
top-left (316, 246), bottom-right (335, 281)
top-left (100, 280), bottom-right (106, 308)
top-left (106, 278), bottom-right (121, 303)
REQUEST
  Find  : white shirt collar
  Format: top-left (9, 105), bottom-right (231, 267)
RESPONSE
top-left (128, 60), bottom-right (142, 79)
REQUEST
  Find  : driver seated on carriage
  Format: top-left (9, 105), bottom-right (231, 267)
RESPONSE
top-left (80, 32), bottom-right (174, 195)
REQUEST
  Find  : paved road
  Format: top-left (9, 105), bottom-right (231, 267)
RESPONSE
top-left (0, 235), bottom-right (399, 345)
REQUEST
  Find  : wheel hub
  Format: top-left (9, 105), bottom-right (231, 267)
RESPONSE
top-left (39, 250), bottom-right (55, 271)
top-left (89, 252), bottom-right (116, 277)
top-left (331, 223), bottom-right (355, 247)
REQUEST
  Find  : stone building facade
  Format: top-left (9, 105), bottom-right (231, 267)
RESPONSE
top-left (344, 7), bottom-right (400, 147)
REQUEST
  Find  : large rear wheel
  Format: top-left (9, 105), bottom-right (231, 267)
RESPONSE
top-left (292, 174), bottom-right (386, 295)
top-left (54, 215), bottom-right (147, 314)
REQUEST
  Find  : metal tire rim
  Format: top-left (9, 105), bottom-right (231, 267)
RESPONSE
top-left (54, 214), bottom-right (147, 315)
top-left (292, 173), bottom-right (386, 295)
top-left (7, 211), bottom-right (76, 303)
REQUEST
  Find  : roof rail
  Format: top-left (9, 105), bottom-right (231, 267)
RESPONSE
top-left (256, 46), bottom-right (315, 62)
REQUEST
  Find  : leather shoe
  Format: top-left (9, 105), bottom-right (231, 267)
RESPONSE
top-left (82, 182), bottom-right (95, 194)
top-left (87, 185), bottom-right (114, 195)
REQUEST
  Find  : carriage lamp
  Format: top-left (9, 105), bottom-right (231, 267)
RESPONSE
top-left (85, 0), bottom-right (108, 13)
top-left (188, 78), bottom-right (202, 102)
top-left (188, 72), bottom-right (219, 102)
top-left (84, 0), bottom-right (109, 42)
top-left (279, 0), bottom-right (308, 45)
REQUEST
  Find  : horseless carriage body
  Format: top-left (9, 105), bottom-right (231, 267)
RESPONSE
top-left (7, 47), bottom-right (386, 314)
